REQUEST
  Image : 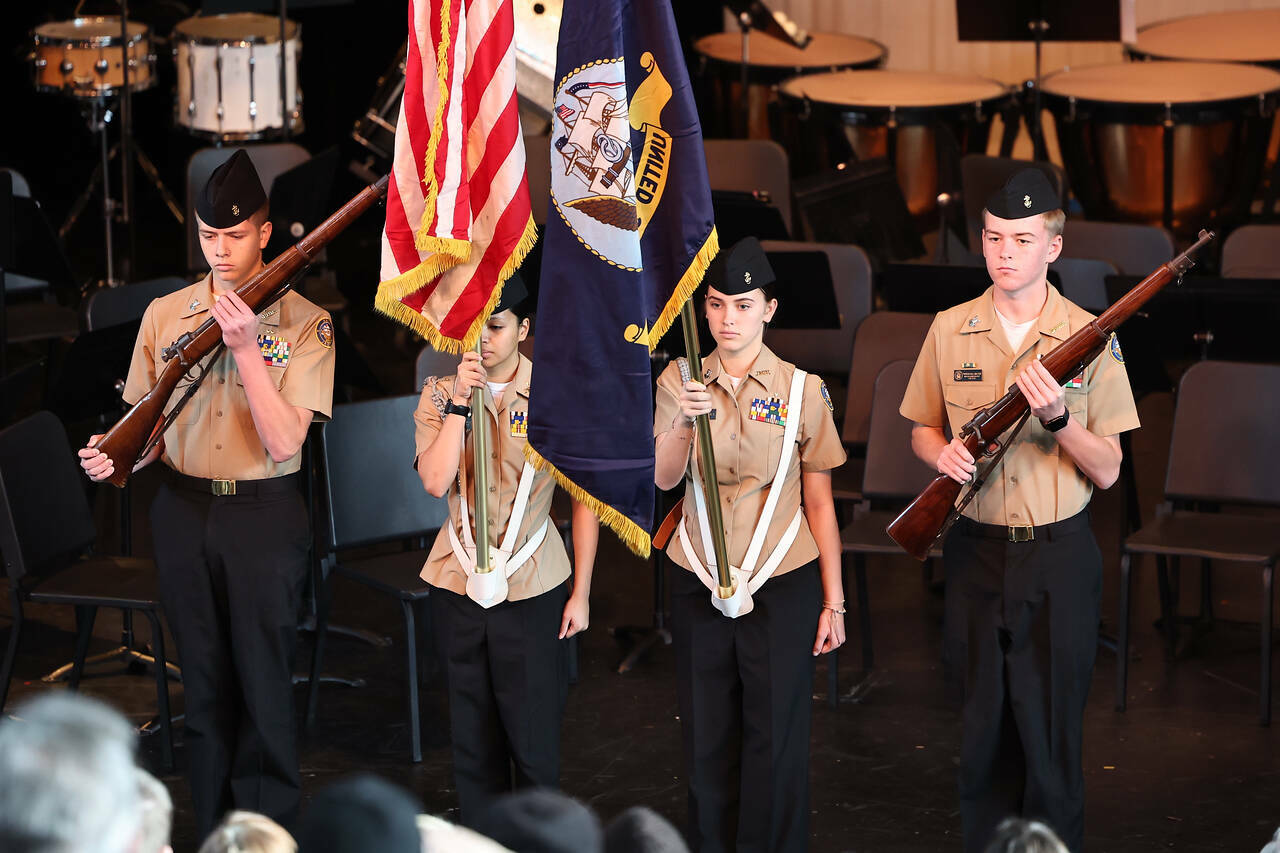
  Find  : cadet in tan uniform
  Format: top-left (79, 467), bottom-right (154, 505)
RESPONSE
top-left (78, 150), bottom-right (334, 837)
top-left (900, 170), bottom-right (1140, 853)
top-left (653, 237), bottom-right (847, 853)
top-left (414, 274), bottom-right (599, 824)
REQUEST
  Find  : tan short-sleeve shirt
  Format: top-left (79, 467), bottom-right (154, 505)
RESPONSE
top-left (653, 345), bottom-right (846, 580)
top-left (900, 285), bottom-right (1141, 526)
top-left (413, 354), bottom-right (571, 602)
top-left (122, 275), bottom-right (335, 480)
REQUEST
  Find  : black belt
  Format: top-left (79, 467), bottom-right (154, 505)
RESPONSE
top-left (953, 510), bottom-right (1091, 544)
top-left (168, 470), bottom-right (301, 497)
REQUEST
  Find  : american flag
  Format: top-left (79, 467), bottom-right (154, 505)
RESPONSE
top-left (376, 0), bottom-right (538, 351)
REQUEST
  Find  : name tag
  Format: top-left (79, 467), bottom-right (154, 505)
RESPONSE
top-left (749, 397), bottom-right (787, 427)
top-left (953, 368), bottom-right (983, 382)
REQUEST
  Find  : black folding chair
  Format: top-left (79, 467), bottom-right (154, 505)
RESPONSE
top-left (305, 395), bottom-right (449, 762)
top-left (0, 411), bottom-right (174, 768)
top-left (1116, 361), bottom-right (1280, 725)
top-left (828, 360), bottom-right (942, 708)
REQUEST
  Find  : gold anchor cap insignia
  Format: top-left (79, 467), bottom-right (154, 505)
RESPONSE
top-left (1023, 194), bottom-right (1032, 208)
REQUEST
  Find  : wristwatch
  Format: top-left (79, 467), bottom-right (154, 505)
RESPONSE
top-left (443, 400), bottom-right (471, 418)
top-left (1040, 410), bottom-right (1070, 432)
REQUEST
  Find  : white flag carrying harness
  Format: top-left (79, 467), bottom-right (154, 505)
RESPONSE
top-left (677, 368), bottom-right (808, 619)
top-left (447, 457), bottom-right (548, 609)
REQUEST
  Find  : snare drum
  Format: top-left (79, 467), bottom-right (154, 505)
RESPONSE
top-left (31, 17), bottom-right (155, 97)
top-left (775, 70), bottom-right (1011, 220)
top-left (173, 13), bottom-right (303, 140)
top-left (1041, 62), bottom-right (1280, 236)
top-left (693, 31), bottom-right (885, 139)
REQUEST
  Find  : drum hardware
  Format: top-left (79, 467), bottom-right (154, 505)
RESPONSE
top-left (722, 0), bottom-right (810, 138)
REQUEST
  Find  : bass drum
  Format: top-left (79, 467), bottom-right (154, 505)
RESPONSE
top-left (693, 30), bottom-right (885, 139)
top-left (1041, 61), bottom-right (1280, 237)
top-left (775, 69), bottom-right (1011, 222)
top-left (31, 17), bottom-right (155, 97)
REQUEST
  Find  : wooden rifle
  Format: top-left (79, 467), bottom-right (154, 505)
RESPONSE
top-left (885, 229), bottom-right (1216, 560)
top-left (91, 174), bottom-right (390, 487)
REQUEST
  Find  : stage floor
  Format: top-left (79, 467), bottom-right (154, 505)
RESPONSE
top-left (4, 456), bottom-right (1278, 852)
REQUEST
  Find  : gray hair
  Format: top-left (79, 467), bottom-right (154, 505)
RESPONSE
top-left (0, 692), bottom-right (142, 853)
top-left (136, 768), bottom-right (174, 853)
top-left (983, 818), bottom-right (1070, 853)
top-left (197, 811), bottom-right (296, 853)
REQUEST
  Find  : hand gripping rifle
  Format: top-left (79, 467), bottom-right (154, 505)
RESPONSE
top-left (90, 174), bottom-right (390, 488)
top-left (885, 229), bottom-right (1216, 560)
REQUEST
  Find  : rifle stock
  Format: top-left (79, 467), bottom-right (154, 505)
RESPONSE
top-left (91, 174), bottom-right (390, 488)
top-left (885, 228), bottom-right (1216, 560)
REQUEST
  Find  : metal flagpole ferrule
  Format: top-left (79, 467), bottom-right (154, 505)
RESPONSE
top-left (470, 339), bottom-right (492, 574)
top-left (679, 302), bottom-right (734, 597)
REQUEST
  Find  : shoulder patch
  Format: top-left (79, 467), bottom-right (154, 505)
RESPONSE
top-left (424, 376), bottom-right (449, 417)
top-left (316, 318), bottom-right (334, 349)
top-left (819, 379), bottom-right (833, 412)
top-left (1108, 332), bottom-right (1124, 364)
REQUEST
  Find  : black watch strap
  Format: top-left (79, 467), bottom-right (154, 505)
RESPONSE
top-left (443, 400), bottom-right (471, 418)
top-left (1041, 411), bottom-right (1070, 432)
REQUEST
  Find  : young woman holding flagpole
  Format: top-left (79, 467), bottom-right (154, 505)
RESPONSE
top-left (652, 237), bottom-right (848, 852)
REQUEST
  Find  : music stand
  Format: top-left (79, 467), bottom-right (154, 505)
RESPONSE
top-left (955, 0), bottom-right (1125, 161)
top-left (720, 1), bottom-right (811, 137)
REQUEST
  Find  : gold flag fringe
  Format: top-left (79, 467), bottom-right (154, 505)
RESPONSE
top-left (649, 226), bottom-right (719, 351)
top-left (523, 443), bottom-right (652, 559)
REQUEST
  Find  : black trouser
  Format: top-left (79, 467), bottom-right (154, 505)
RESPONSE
top-left (943, 511), bottom-right (1102, 853)
top-left (151, 476), bottom-right (309, 839)
top-left (430, 580), bottom-right (570, 825)
top-left (670, 561), bottom-right (821, 853)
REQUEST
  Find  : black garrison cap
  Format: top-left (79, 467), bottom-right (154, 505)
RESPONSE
top-left (985, 168), bottom-right (1062, 220)
top-left (195, 149), bottom-right (267, 228)
top-left (706, 236), bottom-right (776, 296)
top-left (493, 270), bottom-right (528, 315)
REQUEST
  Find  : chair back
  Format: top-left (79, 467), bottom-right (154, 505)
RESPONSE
top-left (186, 144), bottom-right (311, 272)
top-left (82, 277), bottom-right (190, 331)
top-left (0, 168), bottom-right (31, 198)
top-left (1165, 361), bottom-right (1280, 506)
top-left (842, 312), bottom-right (934, 447)
top-left (1049, 257), bottom-right (1116, 313)
top-left (961, 155), bottom-right (1066, 250)
top-left (1060, 220), bottom-right (1174, 276)
top-left (862, 360), bottom-right (938, 500)
top-left (0, 412), bottom-right (96, 582)
top-left (762, 240), bottom-right (872, 376)
top-left (1222, 224), bottom-right (1280, 279)
top-left (704, 139), bottom-right (792, 232)
top-left (320, 395), bottom-right (451, 551)
top-left (414, 345), bottom-right (462, 392)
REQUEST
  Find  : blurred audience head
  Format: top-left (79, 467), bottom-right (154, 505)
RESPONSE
top-left (135, 768), bottom-right (174, 853)
top-left (0, 692), bottom-right (141, 853)
top-left (197, 811), bottom-right (295, 853)
top-left (295, 774), bottom-right (420, 853)
top-left (1260, 827), bottom-right (1280, 853)
top-left (473, 788), bottom-right (602, 853)
top-left (983, 818), bottom-right (1069, 853)
top-left (604, 806), bottom-right (688, 853)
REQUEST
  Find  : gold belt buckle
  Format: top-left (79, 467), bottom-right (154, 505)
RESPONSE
top-left (1008, 524), bottom-right (1034, 543)
top-left (211, 479), bottom-right (236, 496)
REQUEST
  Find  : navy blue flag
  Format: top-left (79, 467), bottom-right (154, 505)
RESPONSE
top-left (526, 0), bottom-right (718, 556)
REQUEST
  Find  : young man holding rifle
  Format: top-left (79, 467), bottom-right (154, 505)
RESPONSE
top-left (78, 149), bottom-right (335, 837)
top-left (899, 170), bottom-right (1139, 852)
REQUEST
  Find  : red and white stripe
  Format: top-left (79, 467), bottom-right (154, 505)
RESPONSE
top-left (378, 0), bottom-right (535, 349)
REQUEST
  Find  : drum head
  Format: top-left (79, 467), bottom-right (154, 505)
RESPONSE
top-left (779, 69), bottom-right (1008, 109)
top-left (174, 13), bottom-right (299, 44)
top-left (35, 17), bottom-right (149, 44)
top-left (694, 31), bottom-right (884, 69)
top-left (1130, 10), bottom-right (1280, 65)
top-left (1042, 62), bottom-right (1280, 105)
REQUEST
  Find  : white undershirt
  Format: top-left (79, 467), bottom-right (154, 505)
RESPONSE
top-left (486, 380), bottom-right (510, 405)
top-left (724, 372), bottom-right (742, 391)
top-left (995, 307), bottom-right (1037, 354)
